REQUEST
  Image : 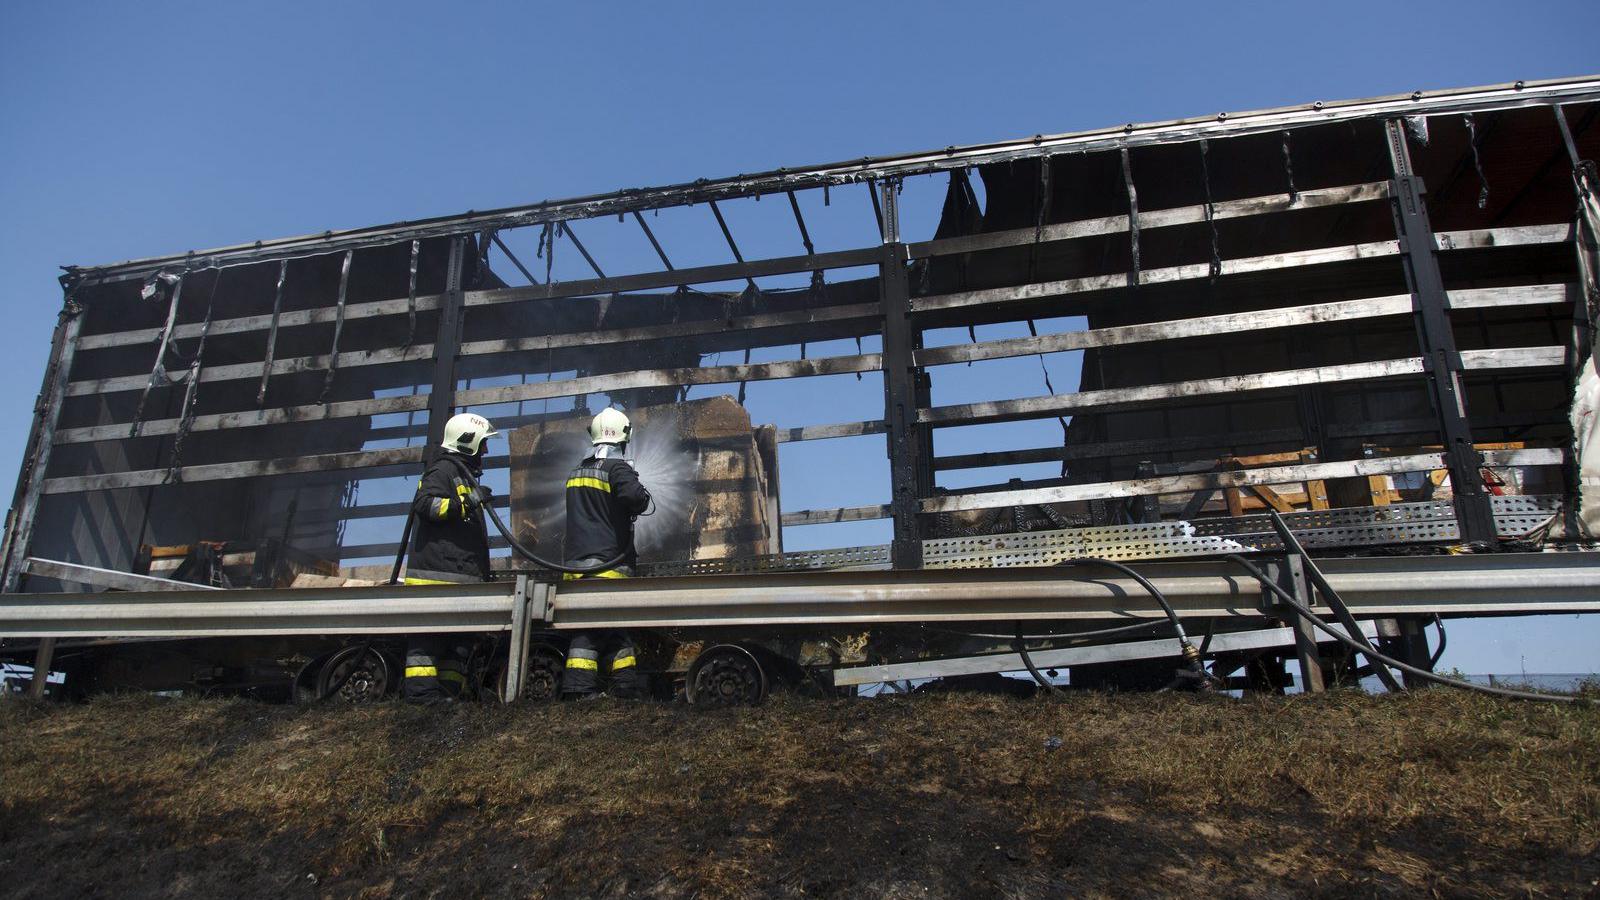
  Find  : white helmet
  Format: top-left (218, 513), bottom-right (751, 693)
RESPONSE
top-left (441, 412), bottom-right (497, 456)
top-left (589, 408), bottom-right (631, 445)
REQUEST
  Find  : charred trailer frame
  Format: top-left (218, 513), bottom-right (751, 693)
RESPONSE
top-left (2, 76), bottom-right (1598, 699)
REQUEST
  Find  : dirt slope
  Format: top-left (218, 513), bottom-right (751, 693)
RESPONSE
top-left (2, 690), bottom-right (1598, 898)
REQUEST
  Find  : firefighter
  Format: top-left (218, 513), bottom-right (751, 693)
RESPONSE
top-left (401, 412), bottom-right (497, 703)
top-left (561, 407), bottom-right (652, 699)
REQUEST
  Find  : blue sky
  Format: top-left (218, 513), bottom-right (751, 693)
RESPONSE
top-left (2, 1), bottom-right (1598, 674)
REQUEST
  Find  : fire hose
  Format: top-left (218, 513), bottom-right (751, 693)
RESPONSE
top-left (389, 471), bottom-right (630, 582)
top-left (1014, 557), bottom-right (1216, 695)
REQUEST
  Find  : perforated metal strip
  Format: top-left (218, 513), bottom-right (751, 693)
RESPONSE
top-left (629, 496), bottom-right (1561, 576)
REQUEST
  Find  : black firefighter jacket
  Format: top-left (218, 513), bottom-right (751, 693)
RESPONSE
top-left (564, 456), bottom-right (651, 567)
top-left (408, 451), bottom-right (492, 583)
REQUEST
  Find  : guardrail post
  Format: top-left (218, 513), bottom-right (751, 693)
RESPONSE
top-left (503, 575), bottom-right (530, 703)
top-left (23, 639), bottom-right (56, 700)
top-left (1384, 119), bottom-right (1497, 545)
top-left (1270, 555), bottom-right (1326, 694)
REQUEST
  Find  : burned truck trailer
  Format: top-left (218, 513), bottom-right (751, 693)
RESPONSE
top-left (3, 77), bottom-right (1600, 702)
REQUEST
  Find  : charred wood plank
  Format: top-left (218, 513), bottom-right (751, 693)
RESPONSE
top-left (916, 285), bottom-right (1566, 367)
top-left (53, 353), bottom-right (885, 446)
top-left (918, 347), bottom-right (1565, 427)
top-left (773, 420), bottom-right (887, 443)
top-left (780, 504), bottom-right (892, 526)
top-left (910, 225), bottom-right (1570, 315)
top-left (920, 448), bottom-right (1562, 514)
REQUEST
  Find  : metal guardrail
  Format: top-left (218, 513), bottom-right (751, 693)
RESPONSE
top-left (1, 552), bottom-right (1597, 699)
top-left (0, 578), bottom-right (526, 638)
top-left (4, 552), bottom-right (1598, 639)
top-left (550, 551), bottom-right (1600, 629)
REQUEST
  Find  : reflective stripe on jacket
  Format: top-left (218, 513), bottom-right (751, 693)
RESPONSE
top-left (564, 456), bottom-right (650, 566)
top-left (408, 451), bottom-right (491, 582)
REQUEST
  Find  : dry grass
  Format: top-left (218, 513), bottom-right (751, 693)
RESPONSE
top-left (2, 689), bottom-right (1598, 898)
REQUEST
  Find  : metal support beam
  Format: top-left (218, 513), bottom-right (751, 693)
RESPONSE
top-left (1376, 616), bottom-right (1435, 688)
top-left (1385, 119), bottom-right (1498, 544)
top-left (491, 232), bottom-right (540, 285)
top-left (1554, 103), bottom-right (1600, 541)
top-left (632, 211), bottom-right (675, 271)
top-left (831, 620), bottom-right (1381, 687)
top-left (24, 638), bottom-right (54, 699)
top-left (503, 575), bottom-right (531, 702)
top-left (560, 222), bottom-right (607, 280)
top-left (707, 200), bottom-right (758, 293)
top-left (2, 294), bottom-right (83, 594)
top-left (21, 558), bottom-right (222, 592)
top-left (58, 78), bottom-right (1600, 288)
top-left (1273, 556), bottom-right (1326, 694)
top-left (878, 182), bottom-right (923, 568)
top-left (425, 237), bottom-right (467, 448)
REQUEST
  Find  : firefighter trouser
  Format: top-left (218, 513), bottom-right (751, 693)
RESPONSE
top-left (562, 630), bottom-right (640, 698)
top-left (402, 635), bottom-right (471, 702)
top-left (561, 557), bottom-right (638, 697)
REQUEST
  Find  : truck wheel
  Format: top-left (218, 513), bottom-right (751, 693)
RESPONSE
top-left (313, 645), bottom-right (392, 703)
top-left (489, 643), bottom-right (565, 702)
top-left (686, 644), bottom-right (768, 707)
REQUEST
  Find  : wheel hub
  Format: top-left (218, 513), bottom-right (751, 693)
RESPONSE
top-left (692, 650), bottom-right (766, 707)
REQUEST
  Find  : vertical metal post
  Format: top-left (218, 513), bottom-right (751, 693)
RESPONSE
top-left (879, 181), bottom-right (924, 569)
top-left (23, 640), bottom-right (56, 699)
top-left (503, 575), bottom-right (530, 703)
top-left (1398, 618), bottom-right (1433, 688)
top-left (425, 237), bottom-right (468, 449)
top-left (2, 292), bottom-right (84, 594)
top-left (1376, 617), bottom-right (1434, 689)
top-left (1384, 119), bottom-right (1497, 544)
top-left (4, 289), bottom-right (83, 699)
top-left (1553, 104), bottom-right (1599, 539)
top-left (1278, 555), bottom-right (1326, 694)
top-left (1134, 462), bottom-right (1162, 522)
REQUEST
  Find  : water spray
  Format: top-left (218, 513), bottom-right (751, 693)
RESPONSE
top-left (620, 424), bottom-right (699, 556)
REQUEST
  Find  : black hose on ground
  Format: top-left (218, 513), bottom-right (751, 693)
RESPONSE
top-left (1222, 553), bottom-right (1582, 704)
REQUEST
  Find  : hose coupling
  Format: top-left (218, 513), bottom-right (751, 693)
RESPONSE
top-left (1178, 642), bottom-right (1216, 693)
top-left (1180, 642), bottom-right (1203, 668)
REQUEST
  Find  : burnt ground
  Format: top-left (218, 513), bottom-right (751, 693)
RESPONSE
top-left (1, 689), bottom-right (1598, 898)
